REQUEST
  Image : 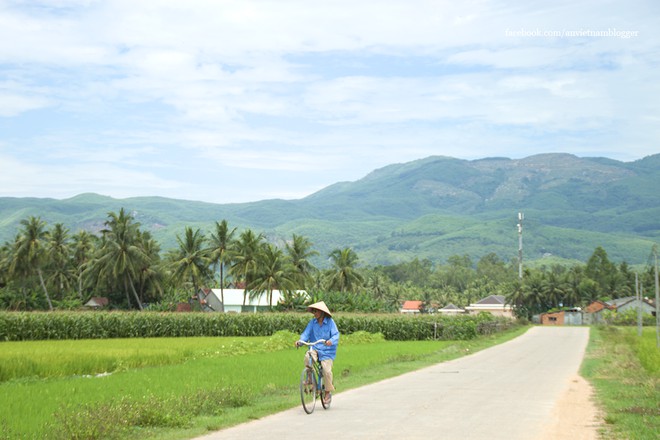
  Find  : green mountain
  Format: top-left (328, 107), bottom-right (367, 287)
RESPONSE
top-left (1, 153), bottom-right (659, 267)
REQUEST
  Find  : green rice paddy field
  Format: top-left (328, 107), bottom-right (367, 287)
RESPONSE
top-left (0, 328), bottom-right (527, 440)
top-left (2, 325), bottom-right (657, 440)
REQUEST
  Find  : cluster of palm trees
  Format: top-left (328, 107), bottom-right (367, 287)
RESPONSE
top-left (1, 210), bottom-right (653, 316)
top-left (0, 210), bottom-right (365, 311)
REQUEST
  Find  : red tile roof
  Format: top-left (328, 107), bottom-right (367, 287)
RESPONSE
top-left (401, 300), bottom-right (423, 310)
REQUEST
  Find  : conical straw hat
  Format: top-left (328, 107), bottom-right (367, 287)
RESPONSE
top-left (307, 301), bottom-right (332, 317)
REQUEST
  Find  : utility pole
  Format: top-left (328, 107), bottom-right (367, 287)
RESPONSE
top-left (517, 212), bottom-right (524, 279)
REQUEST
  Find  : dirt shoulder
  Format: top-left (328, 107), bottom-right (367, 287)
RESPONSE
top-left (537, 374), bottom-right (602, 440)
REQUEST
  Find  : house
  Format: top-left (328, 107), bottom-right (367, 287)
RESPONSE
top-left (400, 300), bottom-right (423, 314)
top-left (465, 295), bottom-right (514, 318)
top-left (196, 288), bottom-right (295, 313)
top-left (584, 296), bottom-right (655, 324)
top-left (541, 308), bottom-right (583, 326)
top-left (84, 297), bottom-right (109, 309)
top-left (437, 303), bottom-right (465, 315)
top-left (610, 296), bottom-right (656, 315)
top-left (584, 300), bottom-right (614, 314)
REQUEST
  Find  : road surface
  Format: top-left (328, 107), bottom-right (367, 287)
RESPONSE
top-left (195, 327), bottom-right (597, 440)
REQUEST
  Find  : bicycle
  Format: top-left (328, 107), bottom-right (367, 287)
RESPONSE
top-left (296, 339), bottom-right (332, 414)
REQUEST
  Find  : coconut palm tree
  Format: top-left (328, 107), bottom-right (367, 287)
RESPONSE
top-left (168, 227), bottom-right (211, 299)
top-left (208, 219), bottom-right (236, 310)
top-left (71, 230), bottom-right (96, 300)
top-left (11, 216), bottom-right (53, 310)
top-left (0, 240), bottom-right (10, 286)
top-left (365, 271), bottom-right (390, 300)
top-left (92, 209), bottom-right (148, 310)
top-left (252, 243), bottom-right (296, 308)
top-left (285, 233), bottom-right (318, 290)
top-left (541, 271), bottom-right (568, 309)
top-left (522, 269), bottom-right (548, 316)
top-left (134, 230), bottom-right (164, 304)
top-left (505, 279), bottom-right (528, 318)
top-left (230, 229), bottom-right (264, 307)
top-left (326, 247), bottom-right (363, 293)
top-left (46, 223), bottom-right (73, 301)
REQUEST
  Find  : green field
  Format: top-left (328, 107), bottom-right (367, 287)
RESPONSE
top-left (0, 328), bottom-right (527, 440)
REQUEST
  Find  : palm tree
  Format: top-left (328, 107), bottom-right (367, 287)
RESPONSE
top-left (168, 227), bottom-right (211, 299)
top-left (46, 223), bottom-right (72, 300)
top-left (541, 271), bottom-right (568, 309)
top-left (0, 240), bottom-right (10, 286)
top-left (0, 237), bottom-right (28, 309)
top-left (230, 229), bottom-right (264, 307)
top-left (285, 234), bottom-right (318, 290)
top-left (252, 243), bottom-right (296, 308)
top-left (11, 217), bottom-right (53, 310)
top-left (365, 271), bottom-right (389, 300)
top-left (505, 279), bottom-right (528, 318)
top-left (208, 220), bottom-right (236, 310)
top-left (134, 230), bottom-right (164, 304)
top-left (563, 266), bottom-right (584, 308)
top-left (522, 269), bottom-right (548, 315)
top-left (326, 247), bottom-right (363, 293)
top-left (71, 230), bottom-right (96, 300)
top-left (92, 209), bottom-right (148, 310)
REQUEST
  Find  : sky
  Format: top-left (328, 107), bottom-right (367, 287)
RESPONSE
top-left (0, 0), bottom-right (658, 204)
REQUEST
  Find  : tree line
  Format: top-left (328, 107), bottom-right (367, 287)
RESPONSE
top-left (0, 209), bottom-right (656, 317)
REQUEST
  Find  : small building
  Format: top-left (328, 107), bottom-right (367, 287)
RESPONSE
top-left (541, 308), bottom-right (583, 326)
top-left (584, 296), bottom-right (655, 324)
top-left (465, 295), bottom-right (514, 318)
top-left (400, 300), bottom-right (423, 314)
top-left (437, 303), bottom-right (465, 315)
top-left (84, 297), bottom-right (109, 309)
top-left (196, 288), bottom-right (292, 313)
top-left (611, 297), bottom-right (655, 315)
top-left (584, 300), bottom-right (612, 314)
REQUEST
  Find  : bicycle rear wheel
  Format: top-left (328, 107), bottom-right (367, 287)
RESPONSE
top-left (300, 367), bottom-right (317, 414)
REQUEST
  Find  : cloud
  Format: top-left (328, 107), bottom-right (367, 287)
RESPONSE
top-left (0, 0), bottom-right (657, 203)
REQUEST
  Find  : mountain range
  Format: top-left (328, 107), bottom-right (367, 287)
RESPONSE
top-left (1, 153), bottom-right (659, 268)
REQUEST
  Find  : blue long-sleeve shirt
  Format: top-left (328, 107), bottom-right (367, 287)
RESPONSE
top-left (299, 316), bottom-right (340, 361)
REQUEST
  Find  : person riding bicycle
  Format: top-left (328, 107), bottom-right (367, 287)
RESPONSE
top-left (295, 301), bottom-right (340, 405)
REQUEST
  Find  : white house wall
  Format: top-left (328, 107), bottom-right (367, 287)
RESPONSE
top-left (204, 289), bottom-right (286, 312)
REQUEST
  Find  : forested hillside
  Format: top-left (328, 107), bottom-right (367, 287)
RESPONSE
top-left (1, 153), bottom-right (659, 266)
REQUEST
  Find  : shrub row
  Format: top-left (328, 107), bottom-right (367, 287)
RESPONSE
top-left (0, 311), bottom-right (515, 342)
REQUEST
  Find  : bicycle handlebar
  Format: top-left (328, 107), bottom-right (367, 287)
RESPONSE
top-left (296, 339), bottom-right (326, 347)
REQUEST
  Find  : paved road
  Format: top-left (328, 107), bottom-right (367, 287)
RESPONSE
top-left (195, 327), bottom-right (590, 440)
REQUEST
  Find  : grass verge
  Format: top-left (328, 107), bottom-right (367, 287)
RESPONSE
top-left (581, 326), bottom-right (660, 440)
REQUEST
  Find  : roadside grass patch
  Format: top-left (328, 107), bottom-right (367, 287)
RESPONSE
top-left (52, 386), bottom-right (254, 440)
top-left (582, 326), bottom-right (660, 440)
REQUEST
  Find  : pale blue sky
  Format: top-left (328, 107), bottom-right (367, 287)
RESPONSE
top-left (1, 0), bottom-right (658, 203)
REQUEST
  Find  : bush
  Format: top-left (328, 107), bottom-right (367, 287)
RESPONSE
top-left (602, 309), bottom-right (656, 326)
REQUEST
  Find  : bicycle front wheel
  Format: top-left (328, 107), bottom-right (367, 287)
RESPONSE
top-left (300, 367), bottom-right (317, 414)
